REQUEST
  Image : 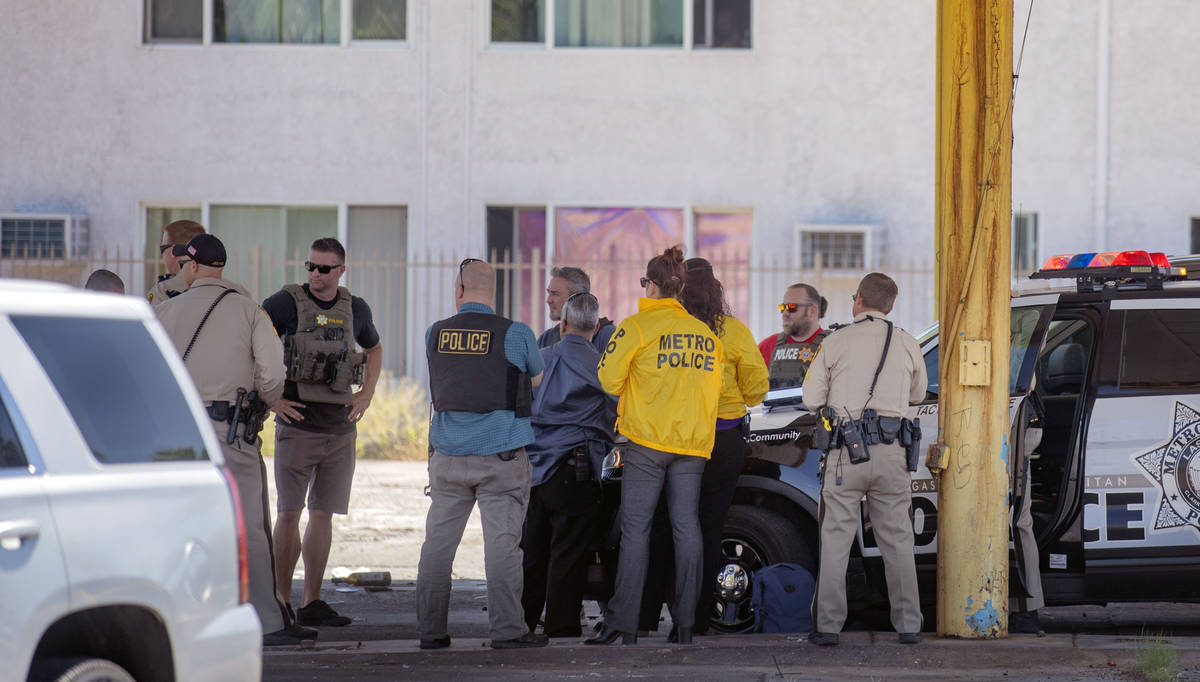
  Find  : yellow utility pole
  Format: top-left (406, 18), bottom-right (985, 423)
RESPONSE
top-left (934, 0), bottom-right (1014, 637)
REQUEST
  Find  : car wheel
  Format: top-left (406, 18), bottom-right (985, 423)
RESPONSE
top-left (28, 657), bottom-right (135, 682)
top-left (710, 505), bottom-right (816, 634)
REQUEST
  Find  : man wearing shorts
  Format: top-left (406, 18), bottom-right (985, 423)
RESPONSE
top-left (263, 237), bottom-right (383, 628)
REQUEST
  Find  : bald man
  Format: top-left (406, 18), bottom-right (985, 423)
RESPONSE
top-left (417, 258), bottom-right (548, 651)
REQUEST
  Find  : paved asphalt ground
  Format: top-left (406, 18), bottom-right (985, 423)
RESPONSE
top-left (263, 580), bottom-right (1200, 681)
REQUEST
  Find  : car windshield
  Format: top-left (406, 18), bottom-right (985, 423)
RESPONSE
top-left (11, 315), bottom-right (209, 464)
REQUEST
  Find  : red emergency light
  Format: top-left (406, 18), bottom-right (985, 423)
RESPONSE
top-left (1032, 249), bottom-right (1184, 291)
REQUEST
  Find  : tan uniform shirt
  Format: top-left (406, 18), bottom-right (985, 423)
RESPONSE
top-left (146, 271), bottom-right (188, 306)
top-left (155, 277), bottom-right (285, 407)
top-left (802, 310), bottom-right (927, 419)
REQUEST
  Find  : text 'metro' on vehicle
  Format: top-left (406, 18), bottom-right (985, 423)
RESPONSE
top-left (680, 248), bottom-right (1200, 631)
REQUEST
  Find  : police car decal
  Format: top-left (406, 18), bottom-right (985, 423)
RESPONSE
top-left (1133, 401), bottom-right (1200, 537)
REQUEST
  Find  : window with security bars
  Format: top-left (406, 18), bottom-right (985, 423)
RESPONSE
top-left (1, 218), bottom-right (66, 258)
top-left (1013, 212), bottom-right (1039, 277)
top-left (798, 230), bottom-right (865, 269)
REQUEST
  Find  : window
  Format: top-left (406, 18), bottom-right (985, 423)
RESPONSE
top-left (214, 0), bottom-right (341, 44)
top-left (1191, 217), bottom-right (1200, 254)
top-left (695, 209), bottom-right (751, 317)
top-left (144, 205), bottom-right (202, 294)
top-left (1013, 212), bottom-right (1039, 277)
top-left (487, 206), bottom-right (547, 324)
top-left (209, 204), bottom-right (337, 299)
top-left (0, 394), bottom-right (28, 469)
top-left (11, 317), bottom-right (209, 464)
top-left (346, 206), bottom-right (408, 375)
top-left (555, 0), bottom-right (683, 47)
top-left (1118, 309), bottom-right (1200, 393)
top-left (795, 225), bottom-right (869, 270)
top-left (145, 0), bottom-right (203, 42)
top-left (353, 0), bottom-right (406, 40)
top-left (555, 207), bottom-right (684, 322)
top-left (0, 214), bottom-right (88, 259)
top-left (492, 0), bottom-right (544, 43)
top-left (693, 0), bottom-right (749, 48)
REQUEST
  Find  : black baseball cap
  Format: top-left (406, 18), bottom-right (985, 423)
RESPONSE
top-left (172, 234), bottom-right (227, 267)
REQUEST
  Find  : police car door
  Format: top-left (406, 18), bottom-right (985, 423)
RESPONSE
top-left (1081, 297), bottom-right (1200, 598)
top-left (857, 296), bottom-right (1055, 560)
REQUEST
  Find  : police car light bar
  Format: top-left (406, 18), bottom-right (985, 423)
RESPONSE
top-left (1031, 250), bottom-right (1185, 291)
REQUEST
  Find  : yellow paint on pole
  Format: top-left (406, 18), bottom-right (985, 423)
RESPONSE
top-left (935, 0), bottom-right (1013, 638)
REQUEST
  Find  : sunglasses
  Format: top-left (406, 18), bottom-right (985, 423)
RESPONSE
top-left (639, 276), bottom-right (653, 288)
top-left (779, 302), bottom-right (814, 313)
top-left (459, 257), bottom-right (483, 277)
top-left (304, 261), bottom-right (342, 274)
top-left (158, 243), bottom-right (173, 255)
top-left (850, 292), bottom-right (859, 303)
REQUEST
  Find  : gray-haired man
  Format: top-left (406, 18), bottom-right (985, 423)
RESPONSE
top-left (522, 292), bottom-right (617, 637)
top-left (538, 266), bottom-right (616, 351)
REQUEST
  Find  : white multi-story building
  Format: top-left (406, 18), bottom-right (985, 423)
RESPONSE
top-left (2, 1), bottom-right (1198, 378)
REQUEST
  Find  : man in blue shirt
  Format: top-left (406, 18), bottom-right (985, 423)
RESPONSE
top-left (418, 258), bottom-right (548, 650)
top-left (521, 292), bottom-right (618, 637)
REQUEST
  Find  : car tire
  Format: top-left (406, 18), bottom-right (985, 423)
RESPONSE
top-left (28, 657), bottom-right (135, 682)
top-left (711, 505), bottom-right (817, 633)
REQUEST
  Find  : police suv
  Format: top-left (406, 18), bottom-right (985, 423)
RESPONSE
top-left (0, 281), bottom-right (261, 682)
top-left (711, 250), bottom-right (1200, 631)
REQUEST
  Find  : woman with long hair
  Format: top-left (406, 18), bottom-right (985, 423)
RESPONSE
top-left (586, 246), bottom-right (724, 646)
top-left (678, 257), bottom-right (768, 635)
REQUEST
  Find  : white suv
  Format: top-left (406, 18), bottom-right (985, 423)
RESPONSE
top-left (0, 281), bottom-right (261, 682)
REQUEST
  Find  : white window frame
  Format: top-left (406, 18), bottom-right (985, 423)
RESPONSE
top-left (141, 1), bottom-right (413, 49)
top-left (488, 0), bottom-right (718, 51)
top-left (793, 224), bottom-right (874, 271)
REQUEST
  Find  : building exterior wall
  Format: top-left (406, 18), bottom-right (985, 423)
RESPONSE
top-left (3, 0), bottom-right (1199, 378)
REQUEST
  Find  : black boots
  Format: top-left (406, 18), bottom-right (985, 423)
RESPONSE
top-left (584, 627), bottom-right (637, 645)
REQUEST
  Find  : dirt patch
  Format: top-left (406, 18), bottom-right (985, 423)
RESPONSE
top-left (266, 459), bottom-right (485, 580)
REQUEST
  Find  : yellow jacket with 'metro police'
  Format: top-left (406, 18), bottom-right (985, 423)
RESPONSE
top-left (598, 296), bottom-right (724, 458)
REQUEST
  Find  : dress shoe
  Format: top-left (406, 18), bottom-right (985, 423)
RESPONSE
top-left (419, 635), bottom-right (451, 650)
top-left (1010, 609), bottom-right (1044, 636)
top-left (808, 631), bottom-right (839, 646)
top-left (898, 632), bottom-right (922, 644)
top-left (585, 627), bottom-right (637, 645)
top-left (491, 632), bottom-right (549, 649)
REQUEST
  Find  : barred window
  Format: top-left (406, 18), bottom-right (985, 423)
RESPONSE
top-left (797, 229), bottom-right (865, 269)
top-left (1, 218), bottom-right (66, 258)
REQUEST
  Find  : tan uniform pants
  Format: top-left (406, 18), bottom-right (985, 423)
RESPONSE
top-left (814, 442), bottom-right (920, 634)
top-left (221, 433), bottom-right (287, 634)
top-left (1012, 425), bottom-right (1045, 612)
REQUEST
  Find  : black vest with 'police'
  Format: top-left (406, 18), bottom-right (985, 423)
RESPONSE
top-left (768, 329), bottom-right (830, 389)
top-left (429, 312), bottom-right (533, 417)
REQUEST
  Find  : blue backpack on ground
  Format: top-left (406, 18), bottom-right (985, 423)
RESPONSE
top-left (751, 563), bottom-right (815, 633)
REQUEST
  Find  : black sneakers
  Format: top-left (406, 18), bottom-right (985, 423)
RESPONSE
top-left (264, 622), bottom-right (319, 646)
top-left (491, 632), bottom-right (550, 649)
top-left (898, 632), bottom-right (922, 644)
top-left (297, 599), bottom-right (353, 627)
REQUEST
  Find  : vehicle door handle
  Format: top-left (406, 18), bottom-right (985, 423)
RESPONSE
top-left (0, 519), bottom-right (39, 550)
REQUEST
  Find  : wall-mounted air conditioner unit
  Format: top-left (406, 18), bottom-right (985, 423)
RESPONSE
top-left (0, 212), bottom-right (90, 258)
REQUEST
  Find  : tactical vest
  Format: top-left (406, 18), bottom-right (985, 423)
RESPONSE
top-left (768, 329), bottom-right (829, 389)
top-left (281, 284), bottom-right (365, 405)
top-left (428, 312), bottom-right (533, 417)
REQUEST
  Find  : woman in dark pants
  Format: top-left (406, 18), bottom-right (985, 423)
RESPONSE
top-left (639, 258), bottom-right (769, 638)
top-left (586, 246), bottom-right (724, 646)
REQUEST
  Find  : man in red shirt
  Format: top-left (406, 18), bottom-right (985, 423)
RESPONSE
top-left (758, 283), bottom-right (828, 389)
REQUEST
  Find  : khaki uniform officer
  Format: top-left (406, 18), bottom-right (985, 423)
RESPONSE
top-left (147, 218), bottom-right (205, 305)
top-left (155, 233), bottom-right (316, 647)
top-left (803, 272), bottom-right (927, 646)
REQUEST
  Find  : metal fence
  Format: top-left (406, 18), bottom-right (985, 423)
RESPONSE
top-left (1, 245), bottom-right (937, 385)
